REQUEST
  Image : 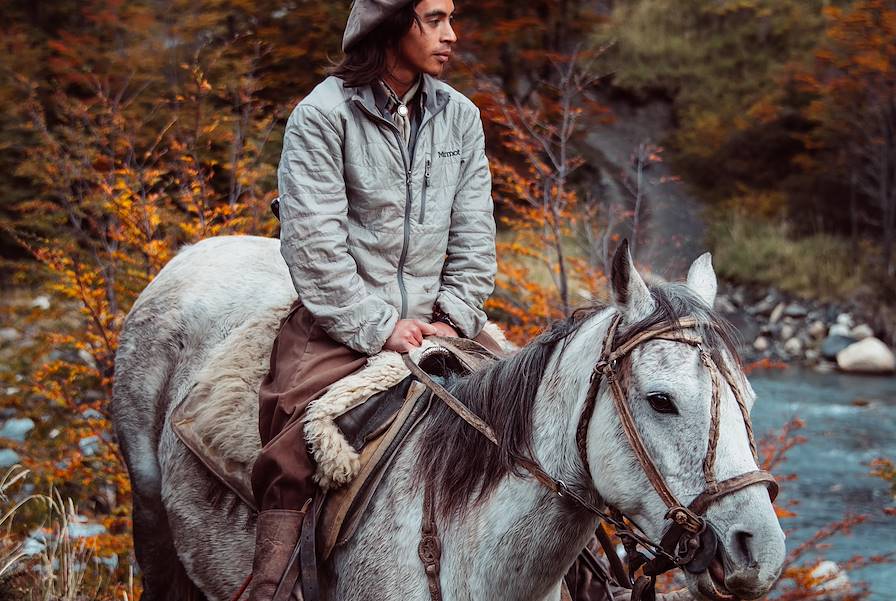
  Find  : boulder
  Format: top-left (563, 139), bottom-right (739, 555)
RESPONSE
top-left (753, 336), bottom-right (770, 352)
top-left (784, 337), bottom-right (803, 355)
top-left (31, 295), bottom-right (50, 310)
top-left (751, 293), bottom-right (779, 316)
top-left (835, 312), bottom-right (853, 327)
top-left (0, 449), bottom-right (21, 469)
top-left (780, 324), bottom-right (795, 341)
top-left (821, 335), bottom-right (857, 362)
top-left (79, 435), bottom-right (101, 456)
top-left (784, 303), bottom-right (808, 318)
top-left (769, 303), bottom-right (786, 324)
top-left (828, 323), bottom-right (852, 338)
top-left (836, 338), bottom-right (896, 374)
top-left (849, 324), bottom-right (874, 340)
top-left (0, 417), bottom-right (35, 442)
top-left (0, 328), bottom-right (19, 343)
top-left (808, 320), bottom-right (827, 340)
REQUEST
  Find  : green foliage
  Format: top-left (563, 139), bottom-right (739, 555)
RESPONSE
top-left (595, 0), bottom-right (828, 201)
top-left (598, 0), bottom-right (825, 107)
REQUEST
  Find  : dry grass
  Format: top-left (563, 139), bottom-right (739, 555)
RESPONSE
top-left (0, 465), bottom-right (134, 601)
top-left (709, 214), bottom-right (869, 301)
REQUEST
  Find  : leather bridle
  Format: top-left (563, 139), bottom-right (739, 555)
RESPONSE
top-left (404, 312), bottom-right (778, 601)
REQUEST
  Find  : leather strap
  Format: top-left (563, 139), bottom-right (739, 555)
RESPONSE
top-left (402, 353), bottom-right (497, 444)
top-left (403, 356), bottom-right (567, 496)
top-left (688, 469), bottom-right (778, 515)
top-left (701, 349), bottom-right (722, 491)
top-left (418, 481), bottom-right (443, 601)
top-left (298, 495), bottom-right (322, 601)
top-left (596, 522), bottom-right (630, 589)
top-left (575, 314), bottom-right (621, 479)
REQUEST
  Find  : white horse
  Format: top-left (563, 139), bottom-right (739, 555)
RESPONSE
top-left (111, 235), bottom-right (785, 601)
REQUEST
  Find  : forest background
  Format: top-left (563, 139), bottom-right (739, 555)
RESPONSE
top-left (0, 0), bottom-right (893, 599)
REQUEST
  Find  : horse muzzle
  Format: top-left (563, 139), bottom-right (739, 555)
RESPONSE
top-left (689, 520), bottom-right (784, 601)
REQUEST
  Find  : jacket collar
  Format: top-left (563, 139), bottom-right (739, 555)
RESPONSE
top-left (351, 73), bottom-right (449, 124)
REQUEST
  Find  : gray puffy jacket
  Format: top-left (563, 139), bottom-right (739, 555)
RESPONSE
top-left (277, 74), bottom-right (496, 355)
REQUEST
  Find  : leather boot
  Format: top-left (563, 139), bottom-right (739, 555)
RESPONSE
top-left (247, 509), bottom-right (305, 601)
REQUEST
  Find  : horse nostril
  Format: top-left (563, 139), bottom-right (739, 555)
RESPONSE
top-left (736, 529), bottom-right (754, 564)
top-left (725, 523), bottom-right (759, 569)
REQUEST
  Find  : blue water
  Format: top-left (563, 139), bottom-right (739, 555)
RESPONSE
top-left (750, 368), bottom-right (896, 600)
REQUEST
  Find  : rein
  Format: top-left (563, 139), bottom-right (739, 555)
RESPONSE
top-left (403, 313), bottom-right (778, 601)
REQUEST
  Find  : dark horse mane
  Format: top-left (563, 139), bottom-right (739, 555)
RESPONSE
top-left (415, 282), bottom-right (742, 519)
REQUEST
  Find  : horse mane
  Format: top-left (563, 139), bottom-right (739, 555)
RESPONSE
top-left (415, 282), bottom-right (742, 520)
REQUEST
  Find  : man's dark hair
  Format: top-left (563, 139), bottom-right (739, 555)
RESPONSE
top-left (329, 1), bottom-right (422, 88)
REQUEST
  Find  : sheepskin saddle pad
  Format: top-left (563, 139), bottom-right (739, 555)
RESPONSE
top-left (170, 305), bottom-right (513, 511)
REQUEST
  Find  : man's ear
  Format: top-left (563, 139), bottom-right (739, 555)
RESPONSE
top-left (686, 252), bottom-right (718, 308)
top-left (610, 240), bottom-right (654, 321)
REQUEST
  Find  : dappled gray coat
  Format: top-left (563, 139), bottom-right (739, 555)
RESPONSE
top-left (277, 73), bottom-right (496, 355)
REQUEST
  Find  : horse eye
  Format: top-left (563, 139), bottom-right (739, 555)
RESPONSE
top-left (646, 392), bottom-right (678, 415)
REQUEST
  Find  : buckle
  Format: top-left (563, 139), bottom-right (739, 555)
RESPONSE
top-left (665, 506), bottom-right (705, 534)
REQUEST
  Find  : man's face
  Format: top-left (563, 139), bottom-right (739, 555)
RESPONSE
top-left (397, 0), bottom-right (457, 77)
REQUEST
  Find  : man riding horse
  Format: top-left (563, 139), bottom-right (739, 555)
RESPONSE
top-left (248, 1), bottom-right (501, 598)
top-left (249, 2), bottom-right (719, 600)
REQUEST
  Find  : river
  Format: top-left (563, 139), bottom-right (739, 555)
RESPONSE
top-left (749, 368), bottom-right (896, 600)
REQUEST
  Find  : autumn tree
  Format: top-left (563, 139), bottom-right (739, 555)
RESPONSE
top-left (796, 0), bottom-right (896, 275)
top-left (469, 49), bottom-right (613, 342)
top-left (0, 0), bottom-right (344, 590)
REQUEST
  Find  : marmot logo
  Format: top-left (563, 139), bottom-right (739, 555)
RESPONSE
top-left (438, 149), bottom-right (461, 158)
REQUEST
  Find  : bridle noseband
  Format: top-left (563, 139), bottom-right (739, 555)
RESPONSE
top-left (404, 312), bottom-right (778, 601)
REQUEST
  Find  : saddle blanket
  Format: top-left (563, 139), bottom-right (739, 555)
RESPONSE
top-left (170, 304), bottom-right (514, 509)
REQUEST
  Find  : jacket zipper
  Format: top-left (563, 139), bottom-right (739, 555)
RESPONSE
top-left (353, 98), bottom-right (448, 318)
top-left (419, 157), bottom-right (432, 223)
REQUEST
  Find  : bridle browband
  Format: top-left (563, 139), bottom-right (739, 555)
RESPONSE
top-left (404, 312), bottom-right (778, 601)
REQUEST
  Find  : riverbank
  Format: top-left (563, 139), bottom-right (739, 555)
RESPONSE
top-left (715, 282), bottom-right (896, 376)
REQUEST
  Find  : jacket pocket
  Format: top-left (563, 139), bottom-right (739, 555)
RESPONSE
top-left (419, 155), bottom-right (432, 223)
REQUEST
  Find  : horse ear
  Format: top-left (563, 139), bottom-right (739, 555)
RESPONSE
top-left (610, 240), bottom-right (653, 321)
top-left (686, 252), bottom-right (717, 308)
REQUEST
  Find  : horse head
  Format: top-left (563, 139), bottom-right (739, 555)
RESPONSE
top-left (581, 241), bottom-right (785, 600)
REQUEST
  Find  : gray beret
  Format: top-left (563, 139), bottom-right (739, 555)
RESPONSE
top-left (342, 0), bottom-right (416, 52)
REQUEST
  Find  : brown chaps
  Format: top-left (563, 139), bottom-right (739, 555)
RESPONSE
top-left (250, 301), bottom-right (368, 511)
top-left (250, 300), bottom-right (503, 512)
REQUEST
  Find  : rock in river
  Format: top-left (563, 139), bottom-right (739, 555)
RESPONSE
top-left (828, 323), bottom-right (852, 338)
top-left (770, 303), bottom-right (786, 324)
top-left (808, 320), bottom-right (827, 340)
top-left (784, 337), bottom-right (803, 355)
top-left (821, 335), bottom-right (856, 362)
top-left (850, 324), bottom-right (874, 340)
top-left (837, 338), bottom-right (896, 374)
top-left (784, 303), bottom-right (808, 318)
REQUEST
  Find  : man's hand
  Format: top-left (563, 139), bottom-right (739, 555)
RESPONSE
top-left (430, 321), bottom-right (459, 338)
top-left (383, 319), bottom-right (438, 353)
